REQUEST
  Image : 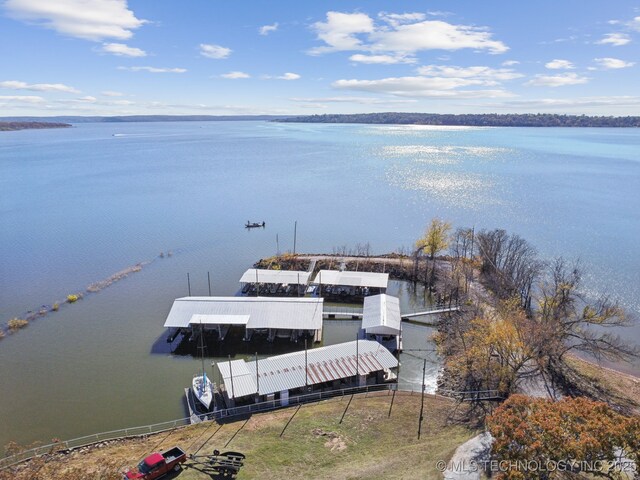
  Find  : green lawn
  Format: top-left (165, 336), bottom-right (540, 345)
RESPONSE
top-left (2, 392), bottom-right (476, 480)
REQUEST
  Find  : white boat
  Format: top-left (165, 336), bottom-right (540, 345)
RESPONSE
top-left (191, 320), bottom-right (214, 410)
top-left (192, 372), bottom-right (214, 410)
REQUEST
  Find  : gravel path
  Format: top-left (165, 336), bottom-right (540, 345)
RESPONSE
top-left (443, 432), bottom-right (493, 480)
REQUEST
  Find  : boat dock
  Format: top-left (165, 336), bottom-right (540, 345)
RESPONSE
top-left (184, 388), bottom-right (206, 424)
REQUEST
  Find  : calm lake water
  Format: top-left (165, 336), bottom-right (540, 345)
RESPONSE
top-left (0, 121), bottom-right (639, 447)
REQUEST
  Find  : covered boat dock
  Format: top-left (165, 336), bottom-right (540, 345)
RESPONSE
top-left (311, 270), bottom-right (389, 302)
top-left (239, 268), bottom-right (311, 296)
top-left (361, 294), bottom-right (402, 352)
top-left (215, 339), bottom-right (398, 407)
top-left (164, 296), bottom-right (324, 343)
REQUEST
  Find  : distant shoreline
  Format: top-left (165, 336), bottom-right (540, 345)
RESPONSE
top-left (1, 113), bottom-right (640, 127)
top-left (276, 112), bottom-right (640, 128)
top-left (0, 121), bottom-right (71, 132)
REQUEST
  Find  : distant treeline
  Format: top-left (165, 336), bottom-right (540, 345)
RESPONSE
top-left (0, 121), bottom-right (71, 131)
top-left (0, 115), bottom-right (291, 124)
top-left (277, 113), bottom-right (640, 128)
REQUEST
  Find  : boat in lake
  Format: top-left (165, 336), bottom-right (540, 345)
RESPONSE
top-left (192, 372), bottom-right (213, 410)
top-left (191, 321), bottom-right (214, 410)
top-left (245, 221), bottom-right (265, 228)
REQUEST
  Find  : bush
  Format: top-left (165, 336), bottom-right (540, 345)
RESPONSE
top-left (67, 294), bottom-right (79, 303)
top-left (488, 394), bottom-right (640, 479)
top-left (52, 303), bottom-right (59, 311)
top-left (7, 318), bottom-right (28, 331)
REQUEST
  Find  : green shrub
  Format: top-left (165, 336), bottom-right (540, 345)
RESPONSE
top-left (67, 294), bottom-right (79, 303)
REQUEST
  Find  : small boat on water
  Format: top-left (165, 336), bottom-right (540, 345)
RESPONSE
top-left (191, 320), bottom-right (214, 410)
top-left (245, 221), bottom-right (265, 228)
top-left (192, 372), bottom-right (214, 410)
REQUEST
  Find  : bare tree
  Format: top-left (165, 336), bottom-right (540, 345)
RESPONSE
top-left (476, 229), bottom-right (543, 311)
top-left (537, 258), bottom-right (638, 364)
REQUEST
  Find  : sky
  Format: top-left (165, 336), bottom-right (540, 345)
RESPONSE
top-left (1, 0), bottom-right (639, 117)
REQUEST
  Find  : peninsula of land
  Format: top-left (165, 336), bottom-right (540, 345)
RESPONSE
top-left (277, 112), bottom-right (640, 128)
top-left (0, 121), bottom-right (71, 132)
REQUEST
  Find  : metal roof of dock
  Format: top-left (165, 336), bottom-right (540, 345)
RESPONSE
top-left (163, 296), bottom-right (323, 330)
top-left (312, 270), bottom-right (389, 289)
top-left (216, 340), bottom-right (398, 399)
top-left (362, 294), bottom-right (401, 335)
top-left (190, 314), bottom-right (250, 325)
top-left (239, 268), bottom-right (311, 285)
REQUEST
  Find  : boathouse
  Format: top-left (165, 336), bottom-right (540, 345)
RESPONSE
top-left (163, 296), bottom-right (324, 343)
top-left (239, 268), bottom-right (311, 296)
top-left (215, 340), bottom-right (398, 407)
top-left (361, 294), bottom-right (402, 352)
top-left (312, 270), bottom-right (389, 301)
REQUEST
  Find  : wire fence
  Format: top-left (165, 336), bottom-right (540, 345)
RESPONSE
top-left (0, 383), bottom-right (465, 470)
top-left (0, 384), bottom-right (387, 469)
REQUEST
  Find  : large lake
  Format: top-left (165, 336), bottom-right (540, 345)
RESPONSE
top-left (0, 121), bottom-right (638, 447)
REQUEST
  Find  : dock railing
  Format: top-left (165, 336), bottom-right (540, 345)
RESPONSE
top-left (322, 305), bottom-right (364, 317)
top-left (0, 383), bottom-right (472, 470)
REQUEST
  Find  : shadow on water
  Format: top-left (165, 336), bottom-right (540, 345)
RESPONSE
top-left (156, 328), bottom-right (316, 358)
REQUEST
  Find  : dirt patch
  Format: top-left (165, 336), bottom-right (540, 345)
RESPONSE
top-left (311, 428), bottom-right (348, 452)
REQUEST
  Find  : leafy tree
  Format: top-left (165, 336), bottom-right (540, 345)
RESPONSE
top-left (488, 394), bottom-right (640, 480)
top-left (445, 299), bottom-right (545, 396)
top-left (413, 218), bottom-right (452, 288)
top-left (416, 218), bottom-right (452, 260)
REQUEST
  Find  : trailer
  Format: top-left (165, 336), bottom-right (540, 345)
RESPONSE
top-left (189, 449), bottom-right (245, 478)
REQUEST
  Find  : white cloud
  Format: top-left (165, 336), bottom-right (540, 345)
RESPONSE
top-left (101, 42), bottom-right (146, 57)
top-left (377, 12), bottom-right (426, 27)
top-left (502, 60), bottom-right (520, 66)
top-left (259, 23), bottom-right (278, 35)
top-left (329, 63), bottom-right (520, 99)
top-left (593, 57), bottom-right (635, 69)
top-left (332, 76), bottom-right (514, 98)
top-left (118, 66), bottom-right (186, 73)
top-left (628, 16), bottom-right (640, 31)
top-left (525, 73), bottom-right (589, 87)
top-left (221, 71), bottom-right (250, 79)
top-left (101, 90), bottom-right (124, 97)
top-left (0, 95), bottom-right (46, 104)
top-left (4, 0), bottom-right (146, 41)
top-left (78, 95), bottom-right (97, 102)
top-left (370, 20), bottom-right (508, 54)
top-left (417, 65), bottom-right (523, 81)
top-left (309, 11), bottom-right (508, 56)
top-left (277, 72), bottom-right (301, 80)
top-left (349, 53), bottom-right (416, 64)
top-left (545, 59), bottom-right (575, 70)
top-left (199, 43), bottom-right (231, 59)
top-left (0, 80), bottom-right (80, 93)
top-left (596, 33), bottom-right (631, 46)
top-left (309, 11), bottom-right (374, 54)
top-left (290, 96), bottom-right (417, 105)
top-left (494, 96), bottom-right (640, 109)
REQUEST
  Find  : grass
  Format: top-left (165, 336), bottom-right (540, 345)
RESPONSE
top-left (565, 355), bottom-right (640, 415)
top-left (1, 392), bottom-right (476, 480)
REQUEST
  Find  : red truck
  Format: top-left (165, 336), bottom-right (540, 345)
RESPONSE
top-left (124, 446), bottom-right (187, 479)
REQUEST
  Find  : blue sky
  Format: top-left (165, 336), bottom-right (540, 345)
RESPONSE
top-left (1, 0), bottom-right (639, 116)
